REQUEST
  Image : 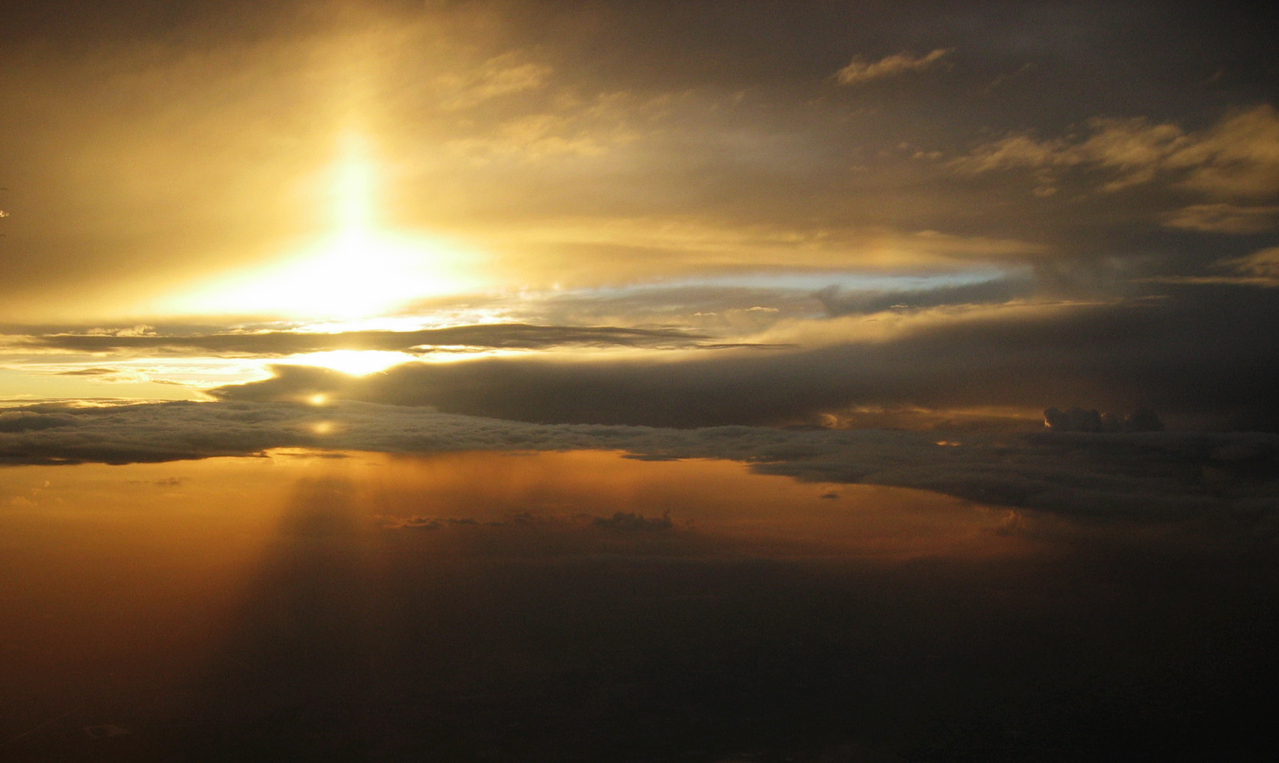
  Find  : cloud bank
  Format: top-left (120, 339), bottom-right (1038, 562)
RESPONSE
top-left (210, 287), bottom-right (1279, 432)
top-left (2, 400), bottom-right (1276, 523)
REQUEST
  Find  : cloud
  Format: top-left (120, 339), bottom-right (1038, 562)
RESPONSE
top-left (1162, 204), bottom-right (1279, 234)
top-left (1, 399), bottom-right (1275, 522)
top-left (593, 512), bottom-right (673, 532)
top-left (1171, 105), bottom-right (1279, 197)
top-left (813, 275), bottom-right (1034, 316)
top-left (479, 218), bottom-right (1047, 283)
top-left (445, 90), bottom-right (650, 160)
top-left (437, 53), bottom-right (553, 111)
top-left (1043, 407), bottom-right (1163, 433)
top-left (1225, 247), bottom-right (1279, 278)
top-left (54, 367), bottom-right (122, 377)
top-left (8, 323), bottom-right (712, 357)
top-left (835, 49), bottom-right (952, 85)
top-left (205, 286), bottom-right (1279, 433)
top-left (1142, 247), bottom-right (1279, 287)
top-left (951, 105), bottom-right (1279, 199)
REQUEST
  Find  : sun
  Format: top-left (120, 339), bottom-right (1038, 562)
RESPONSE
top-left (162, 135), bottom-right (483, 319)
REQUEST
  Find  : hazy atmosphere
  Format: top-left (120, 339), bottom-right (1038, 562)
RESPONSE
top-left (3, 2), bottom-right (1278, 761)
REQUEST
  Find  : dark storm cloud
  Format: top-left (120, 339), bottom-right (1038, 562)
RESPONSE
top-left (2, 399), bottom-right (1276, 521)
top-left (8, 323), bottom-right (709, 356)
top-left (214, 284), bottom-right (1279, 431)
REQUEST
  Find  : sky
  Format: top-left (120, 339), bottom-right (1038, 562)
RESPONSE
top-left (2, 2), bottom-right (1279, 759)
top-left (1, 0), bottom-right (1277, 431)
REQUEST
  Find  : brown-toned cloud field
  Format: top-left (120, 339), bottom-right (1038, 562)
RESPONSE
top-left (2, 2), bottom-right (1278, 760)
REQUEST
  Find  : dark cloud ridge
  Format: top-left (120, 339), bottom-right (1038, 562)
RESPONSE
top-left (215, 286), bottom-right (1279, 431)
top-left (11, 323), bottom-right (710, 356)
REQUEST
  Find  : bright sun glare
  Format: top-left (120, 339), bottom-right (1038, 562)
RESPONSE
top-left (164, 135), bottom-right (482, 320)
top-left (292, 349), bottom-right (417, 376)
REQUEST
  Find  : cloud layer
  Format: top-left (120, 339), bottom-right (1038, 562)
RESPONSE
top-left (208, 287), bottom-right (1279, 432)
top-left (2, 400), bottom-right (1276, 523)
top-left (7, 323), bottom-right (712, 356)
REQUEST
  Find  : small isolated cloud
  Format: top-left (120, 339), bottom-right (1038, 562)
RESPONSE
top-left (593, 512), bottom-right (673, 532)
top-left (835, 49), bottom-right (953, 85)
top-left (384, 515), bottom-right (485, 531)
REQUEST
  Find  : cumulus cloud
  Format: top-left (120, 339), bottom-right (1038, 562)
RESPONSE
top-left (835, 49), bottom-right (952, 85)
top-left (1, 399), bottom-right (1275, 522)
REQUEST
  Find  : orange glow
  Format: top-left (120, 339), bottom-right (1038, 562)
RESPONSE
top-left (366, 450), bottom-right (1027, 559)
top-left (291, 349), bottom-right (418, 376)
top-left (0, 449), bottom-right (1036, 753)
top-left (155, 135), bottom-right (485, 320)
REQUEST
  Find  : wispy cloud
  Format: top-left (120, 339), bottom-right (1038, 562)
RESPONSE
top-left (835, 49), bottom-right (953, 85)
top-left (1162, 203), bottom-right (1279, 234)
top-left (1140, 247), bottom-right (1279, 288)
top-left (1228, 247), bottom-right (1279, 278)
top-left (436, 53), bottom-right (553, 111)
top-left (950, 105), bottom-right (1279, 199)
